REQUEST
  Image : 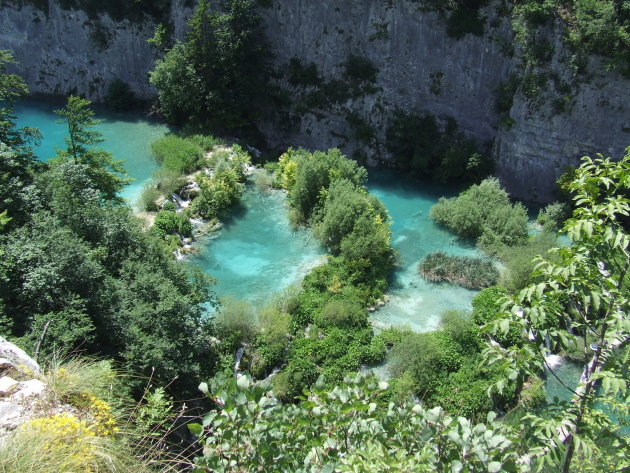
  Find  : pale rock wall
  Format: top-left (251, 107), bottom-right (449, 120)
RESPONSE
top-left (258, 0), bottom-right (514, 157)
top-left (1, 0), bottom-right (629, 202)
top-left (0, 0), bottom-right (160, 100)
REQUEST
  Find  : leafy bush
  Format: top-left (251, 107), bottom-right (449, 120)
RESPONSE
top-left (250, 307), bottom-right (291, 378)
top-left (536, 201), bottom-right (570, 231)
top-left (152, 209), bottom-right (192, 238)
top-left (342, 54), bottom-right (379, 84)
top-left (191, 374), bottom-right (525, 473)
top-left (440, 310), bottom-right (482, 354)
top-left (138, 184), bottom-right (161, 211)
top-left (287, 57), bottom-right (321, 87)
top-left (281, 147), bottom-right (367, 221)
top-left (419, 251), bottom-right (499, 289)
top-left (389, 331), bottom-right (463, 396)
top-left (150, 135), bottom-right (203, 174)
top-left (471, 286), bottom-right (523, 347)
top-left (213, 298), bottom-right (259, 351)
top-left (519, 376), bottom-right (546, 410)
top-left (314, 299), bottom-right (368, 329)
top-left (153, 168), bottom-right (186, 197)
top-left (496, 230), bottom-right (558, 292)
top-left (191, 168), bottom-right (244, 220)
top-left (430, 177), bottom-right (528, 248)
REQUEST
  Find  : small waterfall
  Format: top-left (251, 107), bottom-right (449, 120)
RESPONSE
top-left (544, 354), bottom-right (563, 368)
top-left (172, 193), bottom-right (190, 211)
top-left (234, 347), bottom-right (245, 373)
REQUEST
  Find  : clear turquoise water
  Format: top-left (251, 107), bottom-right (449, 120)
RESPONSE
top-left (15, 100), bottom-right (480, 326)
top-left (367, 169), bottom-right (480, 332)
top-left (190, 185), bottom-right (324, 306)
top-left (14, 100), bottom-right (169, 207)
top-left (545, 361), bottom-right (583, 403)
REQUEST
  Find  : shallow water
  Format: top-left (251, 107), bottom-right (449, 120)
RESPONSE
top-left (190, 185), bottom-right (324, 306)
top-left (545, 359), bottom-right (583, 403)
top-left (367, 169), bottom-right (480, 332)
top-left (16, 100), bottom-right (482, 326)
top-left (14, 100), bottom-right (169, 207)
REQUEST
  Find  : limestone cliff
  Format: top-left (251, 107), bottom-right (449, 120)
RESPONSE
top-left (2, 0), bottom-right (629, 201)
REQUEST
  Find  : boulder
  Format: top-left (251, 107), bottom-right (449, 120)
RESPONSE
top-left (12, 379), bottom-right (46, 400)
top-left (0, 377), bottom-right (18, 396)
top-left (0, 337), bottom-right (40, 375)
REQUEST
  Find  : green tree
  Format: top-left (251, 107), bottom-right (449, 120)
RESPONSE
top-left (149, 0), bottom-right (268, 131)
top-left (54, 96), bottom-right (129, 201)
top-left (484, 150), bottom-right (630, 472)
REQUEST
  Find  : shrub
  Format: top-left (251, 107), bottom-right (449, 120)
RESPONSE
top-left (537, 201), bottom-right (570, 231)
top-left (519, 376), bottom-right (546, 410)
top-left (152, 210), bottom-right (192, 238)
top-left (287, 57), bottom-right (321, 87)
top-left (282, 148), bottom-right (367, 221)
top-left (440, 310), bottom-right (482, 354)
top-left (419, 251), bottom-right (499, 289)
top-left (471, 286), bottom-right (523, 347)
top-left (342, 54), bottom-right (379, 84)
top-left (385, 111), bottom-right (492, 183)
top-left (151, 135), bottom-right (203, 174)
top-left (153, 168), bottom-right (186, 197)
top-left (252, 169), bottom-right (273, 194)
top-left (191, 168), bottom-right (243, 220)
top-left (430, 177), bottom-right (528, 248)
top-left (389, 332), bottom-right (462, 396)
top-left (213, 298), bottom-right (259, 350)
top-left (250, 307), bottom-right (291, 378)
top-left (496, 230), bottom-right (558, 292)
top-left (314, 299), bottom-right (368, 329)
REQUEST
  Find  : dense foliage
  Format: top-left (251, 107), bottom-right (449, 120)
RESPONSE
top-left (0, 357), bottom-right (180, 473)
top-left (484, 150), bottom-right (630, 473)
top-left (190, 145), bottom-right (250, 221)
top-left (430, 177), bottom-right (529, 250)
top-left (149, 0), bottom-right (268, 132)
top-left (419, 251), bottom-right (499, 289)
top-left (511, 0), bottom-right (630, 76)
top-left (386, 311), bottom-right (518, 420)
top-left (0, 64), bottom-right (216, 395)
top-left (385, 111), bottom-right (492, 183)
top-left (190, 374), bottom-right (528, 473)
top-left (192, 151), bottom-right (629, 473)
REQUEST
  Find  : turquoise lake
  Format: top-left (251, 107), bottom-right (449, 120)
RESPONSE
top-left (190, 185), bottom-right (323, 306)
top-left (16, 101), bottom-right (480, 329)
top-left (367, 169), bottom-right (479, 332)
top-left (14, 100), bottom-right (169, 207)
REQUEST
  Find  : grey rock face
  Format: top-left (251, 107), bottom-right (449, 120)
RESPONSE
top-left (1, 1), bottom-right (160, 100)
top-left (0, 336), bottom-right (40, 375)
top-left (2, 0), bottom-right (629, 202)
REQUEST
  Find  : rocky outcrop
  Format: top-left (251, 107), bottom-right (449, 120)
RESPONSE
top-left (2, 0), bottom-right (629, 201)
top-left (0, 335), bottom-right (40, 375)
top-left (0, 337), bottom-right (45, 437)
top-left (0, 0), bottom-right (162, 100)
